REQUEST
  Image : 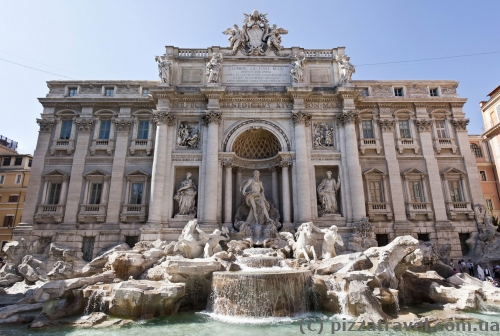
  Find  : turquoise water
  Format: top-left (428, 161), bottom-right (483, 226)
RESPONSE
top-left (1, 310), bottom-right (500, 336)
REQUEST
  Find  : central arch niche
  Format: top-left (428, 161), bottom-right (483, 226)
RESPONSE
top-left (233, 129), bottom-right (281, 159)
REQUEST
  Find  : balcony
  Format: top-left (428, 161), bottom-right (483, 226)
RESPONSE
top-left (77, 204), bottom-right (107, 223)
top-left (445, 201), bottom-right (474, 220)
top-left (396, 138), bottom-right (420, 154)
top-left (120, 204), bottom-right (148, 223)
top-left (34, 204), bottom-right (64, 223)
top-left (366, 202), bottom-right (393, 221)
top-left (433, 137), bottom-right (457, 154)
top-left (405, 202), bottom-right (433, 220)
top-left (359, 138), bottom-right (382, 155)
top-left (90, 139), bottom-right (114, 156)
top-left (129, 139), bottom-right (153, 156)
top-left (49, 139), bottom-right (75, 155)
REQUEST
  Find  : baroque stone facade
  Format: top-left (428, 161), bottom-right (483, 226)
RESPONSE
top-left (13, 10), bottom-right (482, 260)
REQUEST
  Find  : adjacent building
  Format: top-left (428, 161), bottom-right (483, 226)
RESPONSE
top-left (12, 11), bottom-right (483, 261)
top-left (0, 136), bottom-right (32, 255)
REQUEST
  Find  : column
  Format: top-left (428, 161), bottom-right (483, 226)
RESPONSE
top-left (63, 113), bottom-right (94, 224)
top-left (222, 159), bottom-right (233, 227)
top-left (270, 167), bottom-right (279, 210)
top-left (59, 176), bottom-right (69, 205)
top-left (279, 160), bottom-right (292, 227)
top-left (161, 122), bottom-right (176, 222)
top-left (235, 167), bottom-right (243, 207)
top-left (19, 116), bottom-right (55, 226)
top-left (416, 118), bottom-right (448, 221)
top-left (202, 110), bottom-right (221, 227)
top-left (338, 110), bottom-right (366, 221)
top-left (146, 111), bottom-right (174, 226)
top-left (105, 115), bottom-right (132, 223)
top-left (291, 110), bottom-right (312, 222)
top-left (379, 119), bottom-right (406, 221)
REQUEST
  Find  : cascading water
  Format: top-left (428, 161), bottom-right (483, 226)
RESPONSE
top-left (84, 288), bottom-right (106, 315)
top-left (326, 277), bottom-right (348, 316)
top-left (209, 269), bottom-right (312, 317)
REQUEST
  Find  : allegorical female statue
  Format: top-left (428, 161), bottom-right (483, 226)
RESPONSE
top-left (317, 171), bottom-right (341, 216)
top-left (155, 55), bottom-right (171, 84)
top-left (174, 172), bottom-right (197, 216)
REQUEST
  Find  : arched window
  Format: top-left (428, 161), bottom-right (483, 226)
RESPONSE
top-left (470, 143), bottom-right (482, 157)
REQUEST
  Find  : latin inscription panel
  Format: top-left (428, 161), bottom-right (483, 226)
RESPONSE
top-left (222, 65), bottom-right (290, 85)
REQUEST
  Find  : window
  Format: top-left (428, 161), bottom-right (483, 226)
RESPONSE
top-left (105, 88), bottom-right (114, 96)
top-left (89, 183), bottom-right (103, 204)
top-left (361, 88), bottom-right (369, 97)
top-left (430, 88), bottom-right (439, 97)
top-left (417, 233), bottom-right (430, 242)
top-left (480, 171), bottom-right (487, 181)
top-left (47, 183), bottom-right (62, 205)
top-left (394, 87), bottom-right (404, 97)
top-left (98, 120), bottom-right (111, 139)
top-left (486, 199), bottom-right (493, 211)
top-left (435, 120), bottom-right (447, 138)
top-left (14, 157), bottom-right (22, 166)
top-left (362, 120), bottom-right (374, 138)
top-left (376, 234), bottom-right (389, 247)
top-left (142, 88), bottom-right (150, 97)
top-left (15, 175), bottom-right (21, 184)
top-left (448, 180), bottom-right (464, 202)
top-left (470, 144), bottom-right (482, 157)
top-left (137, 121), bottom-right (149, 140)
top-left (410, 181), bottom-right (424, 202)
top-left (369, 181), bottom-right (384, 202)
top-left (8, 195), bottom-right (19, 202)
top-left (125, 236), bottom-right (139, 248)
top-left (130, 183), bottom-right (144, 204)
top-left (3, 216), bottom-right (14, 227)
top-left (60, 120), bottom-right (73, 139)
top-left (68, 88), bottom-right (77, 97)
top-left (0, 175), bottom-right (4, 184)
top-left (82, 237), bottom-right (95, 262)
top-left (399, 120), bottom-right (411, 138)
top-left (28, 159), bottom-right (32, 167)
top-left (3, 157), bottom-right (11, 166)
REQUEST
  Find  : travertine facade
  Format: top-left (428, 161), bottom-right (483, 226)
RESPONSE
top-left (13, 11), bottom-right (482, 260)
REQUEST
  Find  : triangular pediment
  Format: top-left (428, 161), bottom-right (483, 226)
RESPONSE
top-left (402, 168), bottom-right (426, 176)
top-left (126, 169), bottom-right (150, 177)
top-left (84, 169), bottom-right (109, 177)
top-left (43, 169), bottom-right (69, 177)
top-left (363, 168), bottom-right (386, 176)
top-left (441, 167), bottom-right (466, 176)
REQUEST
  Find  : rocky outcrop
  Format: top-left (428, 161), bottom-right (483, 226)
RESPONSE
top-left (18, 256), bottom-right (47, 283)
top-left (347, 280), bottom-right (391, 323)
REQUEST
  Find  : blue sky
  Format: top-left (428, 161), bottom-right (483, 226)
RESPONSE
top-left (1, 0), bottom-right (499, 154)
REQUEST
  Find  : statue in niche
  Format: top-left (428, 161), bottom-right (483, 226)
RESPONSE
top-left (313, 124), bottom-right (335, 148)
top-left (174, 172), bottom-right (197, 216)
top-left (196, 226), bottom-right (230, 258)
top-left (290, 54), bottom-right (306, 83)
top-left (206, 53), bottom-right (223, 84)
top-left (312, 224), bottom-right (344, 260)
top-left (335, 54), bottom-right (355, 85)
top-left (234, 170), bottom-right (281, 246)
top-left (177, 123), bottom-right (200, 148)
top-left (155, 55), bottom-right (171, 84)
top-left (317, 171), bottom-right (341, 216)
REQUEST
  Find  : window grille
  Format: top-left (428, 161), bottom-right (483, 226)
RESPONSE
top-left (82, 237), bottom-right (95, 262)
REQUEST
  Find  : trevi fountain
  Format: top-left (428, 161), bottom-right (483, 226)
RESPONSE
top-left (2, 9), bottom-right (500, 335)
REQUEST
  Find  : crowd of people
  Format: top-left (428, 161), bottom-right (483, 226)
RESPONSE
top-left (450, 259), bottom-right (500, 287)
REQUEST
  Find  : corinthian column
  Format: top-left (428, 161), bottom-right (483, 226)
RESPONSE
top-left (279, 160), bottom-right (292, 228)
top-left (202, 110), bottom-right (221, 227)
top-left (222, 159), bottom-right (233, 227)
top-left (270, 166), bottom-right (279, 210)
top-left (337, 110), bottom-right (366, 220)
top-left (291, 110), bottom-right (312, 222)
top-left (147, 111), bottom-right (175, 226)
top-left (235, 167), bottom-right (243, 208)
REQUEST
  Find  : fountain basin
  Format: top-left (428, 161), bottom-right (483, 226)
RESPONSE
top-left (210, 269), bottom-right (312, 317)
top-left (237, 256), bottom-right (282, 268)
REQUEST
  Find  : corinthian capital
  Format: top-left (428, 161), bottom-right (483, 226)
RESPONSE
top-left (36, 118), bottom-right (55, 132)
top-left (415, 119), bottom-right (433, 132)
top-left (379, 119), bottom-right (396, 132)
top-left (452, 118), bottom-right (469, 132)
top-left (153, 111), bottom-right (176, 126)
top-left (336, 110), bottom-right (358, 125)
top-left (74, 118), bottom-right (94, 132)
top-left (291, 110), bottom-right (311, 126)
top-left (203, 110), bottom-right (222, 125)
top-left (114, 118), bottom-right (133, 132)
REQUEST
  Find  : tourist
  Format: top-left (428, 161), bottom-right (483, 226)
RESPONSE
top-left (467, 260), bottom-right (475, 277)
top-left (461, 260), bottom-right (467, 273)
top-left (453, 268), bottom-right (458, 274)
top-left (494, 265), bottom-right (500, 280)
top-left (484, 266), bottom-right (492, 280)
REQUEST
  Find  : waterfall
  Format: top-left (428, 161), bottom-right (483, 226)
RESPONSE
top-left (209, 270), bottom-right (312, 317)
top-left (84, 288), bottom-right (105, 315)
top-left (326, 278), bottom-right (348, 316)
